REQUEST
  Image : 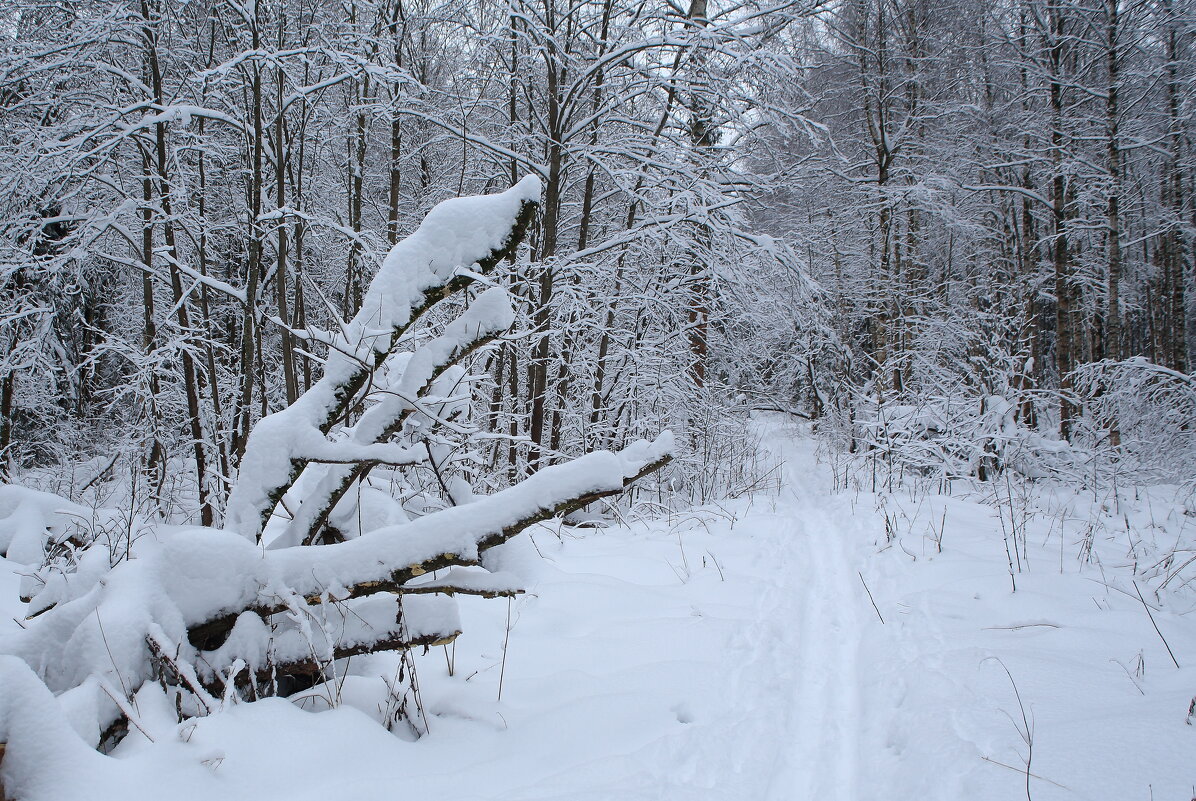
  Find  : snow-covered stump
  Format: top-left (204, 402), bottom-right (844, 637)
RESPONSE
top-left (0, 178), bottom-right (673, 751)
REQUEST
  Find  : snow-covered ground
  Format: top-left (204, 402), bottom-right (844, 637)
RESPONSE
top-left (2, 416), bottom-right (1193, 799)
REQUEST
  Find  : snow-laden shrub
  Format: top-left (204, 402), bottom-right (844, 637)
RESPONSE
top-left (826, 355), bottom-right (1196, 495)
top-left (835, 391), bottom-right (1085, 490)
top-left (845, 393), bottom-right (1024, 483)
top-left (1071, 358), bottom-right (1196, 488)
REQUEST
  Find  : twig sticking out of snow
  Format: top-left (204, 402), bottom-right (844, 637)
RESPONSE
top-left (858, 571), bottom-right (884, 624)
top-left (1132, 581), bottom-right (1181, 669)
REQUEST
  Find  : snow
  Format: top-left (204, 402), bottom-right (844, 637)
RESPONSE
top-left (266, 431), bottom-right (674, 598)
top-left (0, 431), bottom-right (673, 746)
top-left (0, 658), bottom-right (116, 799)
top-left (359, 175), bottom-right (538, 344)
top-left (0, 485), bottom-right (87, 563)
top-left (2, 418), bottom-right (1193, 799)
top-left (404, 567), bottom-right (524, 597)
top-left (274, 287), bottom-right (517, 547)
top-left (202, 594), bottom-right (460, 683)
top-left (226, 177), bottom-right (539, 539)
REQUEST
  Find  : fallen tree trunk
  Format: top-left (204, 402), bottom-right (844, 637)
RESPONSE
top-left (1, 177), bottom-right (675, 754)
top-left (188, 447), bottom-right (671, 650)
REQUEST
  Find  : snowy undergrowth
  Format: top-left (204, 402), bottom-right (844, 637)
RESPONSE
top-left (1, 416), bottom-right (1193, 799)
top-left (833, 435), bottom-right (1196, 800)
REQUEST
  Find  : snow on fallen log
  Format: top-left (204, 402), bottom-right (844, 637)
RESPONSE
top-left (0, 434), bottom-right (672, 742)
top-left (190, 432), bottom-right (673, 647)
top-left (198, 594), bottom-right (461, 691)
top-left (0, 176), bottom-right (674, 754)
top-left (401, 567), bottom-right (525, 598)
top-left (227, 176), bottom-right (540, 541)
top-left (277, 286), bottom-right (518, 548)
top-left (0, 486), bottom-right (89, 561)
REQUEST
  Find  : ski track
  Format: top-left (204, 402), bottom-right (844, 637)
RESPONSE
top-left (755, 430), bottom-right (869, 800)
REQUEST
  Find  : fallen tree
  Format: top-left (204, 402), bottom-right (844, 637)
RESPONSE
top-left (0, 178), bottom-right (672, 776)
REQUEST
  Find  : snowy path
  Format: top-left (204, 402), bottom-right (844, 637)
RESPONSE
top-left (758, 445), bottom-right (867, 800)
top-left (749, 424), bottom-right (1194, 801)
top-left (3, 416), bottom-right (1194, 800)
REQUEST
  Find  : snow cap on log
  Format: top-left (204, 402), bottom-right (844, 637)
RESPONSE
top-left (226, 176), bottom-right (541, 539)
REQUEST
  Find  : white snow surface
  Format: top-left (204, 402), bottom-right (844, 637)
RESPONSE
top-left (1, 417), bottom-right (1193, 799)
top-left (0, 486), bottom-right (87, 558)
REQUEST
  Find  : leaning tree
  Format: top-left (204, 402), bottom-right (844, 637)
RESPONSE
top-left (0, 177), bottom-right (672, 791)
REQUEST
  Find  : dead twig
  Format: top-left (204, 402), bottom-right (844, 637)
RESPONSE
top-left (980, 756), bottom-right (1067, 791)
top-left (1133, 581), bottom-right (1181, 669)
top-left (858, 572), bottom-right (884, 624)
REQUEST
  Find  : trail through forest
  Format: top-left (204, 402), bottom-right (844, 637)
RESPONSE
top-left (4, 0), bottom-right (1195, 793)
top-left (756, 431), bottom-right (866, 801)
top-left (1, 416), bottom-right (1193, 800)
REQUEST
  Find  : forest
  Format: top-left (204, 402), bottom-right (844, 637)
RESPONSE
top-left (0, 0), bottom-right (1193, 798)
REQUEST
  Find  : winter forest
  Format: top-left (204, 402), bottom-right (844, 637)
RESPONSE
top-left (0, 0), bottom-right (1194, 797)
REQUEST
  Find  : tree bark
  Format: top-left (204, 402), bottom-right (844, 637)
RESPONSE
top-left (142, 0), bottom-right (214, 524)
top-left (1161, 0), bottom-right (1188, 373)
top-left (1047, 2), bottom-right (1077, 441)
top-left (1104, 0), bottom-right (1123, 365)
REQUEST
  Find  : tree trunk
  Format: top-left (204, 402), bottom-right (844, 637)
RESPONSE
top-left (684, 0), bottom-right (713, 389)
top-left (1161, 0), bottom-right (1188, 373)
top-left (232, 5), bottom-right (265, 467)
top-left (1048, 3), bottom-right (1077, 441)
top-left (275, 59), bottom-right (299, 406)
top-left (142, 0), bottom-right (213, 524)
top-left (527, 0), bottom-right (564, 472)
top-left (1104, 0), bottom-right (1122, 365)
top-left (0, 372), bottom-right (14, 478)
